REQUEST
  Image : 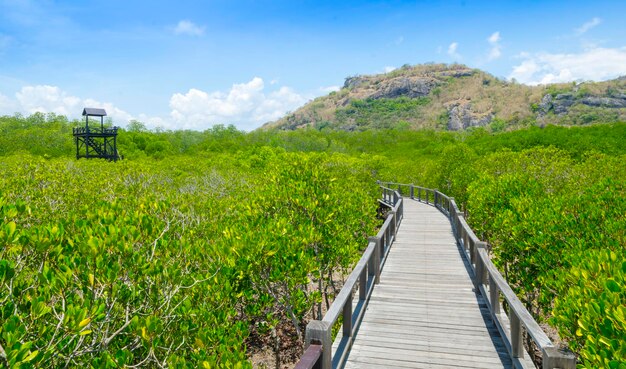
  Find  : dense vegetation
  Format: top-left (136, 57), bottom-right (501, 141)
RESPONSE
top-left (1, 113), bottom-right (625, 368)
top-left (331, 97), bottom-right (430, 130)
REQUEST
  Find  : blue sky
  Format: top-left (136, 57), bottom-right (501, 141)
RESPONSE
top-left (2, 0), bottom-right (626, 130)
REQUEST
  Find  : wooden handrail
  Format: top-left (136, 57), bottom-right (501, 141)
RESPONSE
top-left (378, 182), bottom-right (576, 369)
top-left (296, 185), bottom-right (403, 369)
top-left (294, 344), bottom-right (323, 369)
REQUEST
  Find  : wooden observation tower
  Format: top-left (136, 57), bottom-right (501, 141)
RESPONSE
top-left (73, 108), bottom-right (119, 161)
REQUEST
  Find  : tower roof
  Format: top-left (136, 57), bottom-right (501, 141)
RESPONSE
top-left (82, 108), bottom-right (107, 117)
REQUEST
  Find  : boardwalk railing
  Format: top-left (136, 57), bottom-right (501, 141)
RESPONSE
top-left (379, 182), bottom-right (576, 369)
top-left (73, 126), bottom-right (118, 135)
top-left (294, 186), bottom-right (403, 369)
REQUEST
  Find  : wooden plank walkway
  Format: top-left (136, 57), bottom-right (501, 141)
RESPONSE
top-left (342, 199), bottom-right (514, 369)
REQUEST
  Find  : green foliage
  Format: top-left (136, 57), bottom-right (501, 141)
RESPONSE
top-left (551, 250), bottom-right (626, 368)
top-left (0, 113), bottom-right (75, 158)
top-left (465, 151), bottom-right (625, 368)
top-left (335, 97), bottom-right (430, 130)
top-left (488, 117), bottom-right (507, 132)
top-left (0, 151), bottom-right (379, 367)
top-left (546, 85), bottom-right (573, 97)
top-left (1, 112), bottom-right (625, 367)
top-left (126, 120), bottom-right (148, 133)
top-left (530, 102), bottom-right (540, 113)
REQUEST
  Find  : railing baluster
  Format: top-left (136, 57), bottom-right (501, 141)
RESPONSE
top-left (359, 266), bottom-right (367, 301)
top-left (381, 225), bottom-right (391, 249)
top-left (511, 311), bottom-right (524, 358)
top-left (474, 242), bottom-right (487, 288)
top-left (369, 236), bottom-right (381, 284)
top-left (343, 292), bottom-right (353, 337)
top-left (489, 277), bottom-right (500, 315)
top-left (463, 227), bottom-right (469, 251)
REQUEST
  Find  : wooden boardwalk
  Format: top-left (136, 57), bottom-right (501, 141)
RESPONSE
top-left (342, 199), bottom-right (516, 369)
top-left (298, 186), bottom-right (575, 369)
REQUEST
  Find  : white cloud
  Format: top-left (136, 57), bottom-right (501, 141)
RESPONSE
top-left (383, 66), bottom-right (397, 73)
top-left (173, 20), bottom-right (205, 36)
top-left (487, 31), bottom-right (501, 61)
top-left (488, 32), bottom-right (501, 44)
top-left (169, 77), bottom-right (307, 131)
top-left (447, 42), bottom-right (461, 59)
top-left (509, 47), bottom-right (626, 85)
top-left (136, 114), bottom-right (168, 129)
top-left (575, 17), bottom-right (602, 35)
top-left (319, 85), bottom-right (340, 93)
top-left (2, 80), bottom-right (310, 131)
top-left (0, 85), bottom-right (143, 126)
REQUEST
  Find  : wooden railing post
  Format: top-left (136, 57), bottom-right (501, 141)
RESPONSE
top-left (359, 265), bottom-right (367, 301)
top-left (462, 225), bottom-right (469, 251)
top-left (304, 321), bottom-right (332, 369)
top-left (410, 184), bottom-right (414, 199)
top-left (390, 210), bottom-right (397, 239)
top-left (511, 311), bottom-right (524, 358)
top-left (453, 209), bottom-right (464, 242)
top-left (418, 187), bottom-right (422, 202)
top-left (469, 238), bottom-right (476, 264)
top-left (368, 236), bottom-right (381, 284)
top-left (489, 278), bottom-right (500, 315)
top-left (434, 189), bottom-right (439, 208)
top-left (343, 292), bottom-right (353, 337)
top-left (474, 242), bottom-right (488, 288)
top-left (542, 347), bottom-right (577, 369)
top-left (448, 197), bottom-right (454, 220)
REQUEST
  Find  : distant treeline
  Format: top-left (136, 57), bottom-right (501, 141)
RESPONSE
top-left (1, 112), bottom-right (625, 160)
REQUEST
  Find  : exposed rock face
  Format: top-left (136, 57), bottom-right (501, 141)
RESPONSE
top-left (539, 92), bottom-right (626, 115)
top-left (369, 77), bottom-right (436, 99)
top-left (435, 70), bottom-right (475, 78)
top-left (343, 76), bottom-right (366, 89)
top-left (538, 94), bottom-right (553, 116)
top-left (580, 96), bottom-right (626, 108)
top-left (447, 102), bottom-right (493, 131)
top-left (609, 92), bottom-right (626, 99)
top-left (553, 94), bottom-right (576, 115)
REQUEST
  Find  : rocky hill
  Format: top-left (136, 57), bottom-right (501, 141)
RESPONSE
top-left (262, 63), bottom-right (626, 131)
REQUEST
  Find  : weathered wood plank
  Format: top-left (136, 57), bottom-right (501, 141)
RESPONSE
top-left (341, 199), bottom-right (515, 369)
